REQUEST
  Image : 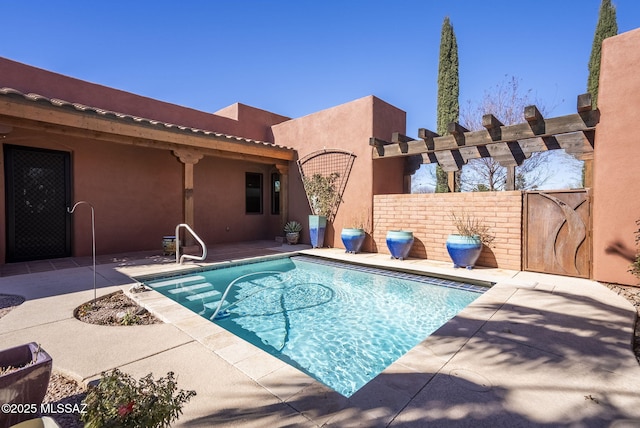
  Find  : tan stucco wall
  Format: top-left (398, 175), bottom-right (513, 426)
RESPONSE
top-left (0, 57), bottom-right (411, 261)
top-left (0, 129), bottom-right (183, 260)
top-left (0, 57), bottom-right (297, 262)
top-left (272, 96), bottom-right (406, 250)
top-left (194, 156), bottom-right (280, 244)
top-left (592, 28), bottom-right (640, 286)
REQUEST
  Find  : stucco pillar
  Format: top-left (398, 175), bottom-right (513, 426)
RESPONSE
top-left (173, 150), bottom-right (204, 237)
top-left (276, 164), bottom-right (289, 231)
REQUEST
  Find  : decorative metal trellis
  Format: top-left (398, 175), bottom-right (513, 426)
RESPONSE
top-left (296, 148), bottom-right (356, 221)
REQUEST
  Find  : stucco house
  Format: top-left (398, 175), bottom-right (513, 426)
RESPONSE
top-left (0, 56), bottom-right (406, 264)
top-left (1, 25), bottom-right (640, 287)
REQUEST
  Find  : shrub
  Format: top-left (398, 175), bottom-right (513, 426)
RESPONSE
top-left (81, 368), bottom-right (196, 428)
top-left (630, 219), bottom-right (640, 279)
top-left (449, 211), bottom-right (495, 246)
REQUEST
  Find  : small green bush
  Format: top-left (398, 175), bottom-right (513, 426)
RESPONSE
top-left (631, 219), bottom-right (640, 279)
top-left (81, 368), bottom-right (196, 428)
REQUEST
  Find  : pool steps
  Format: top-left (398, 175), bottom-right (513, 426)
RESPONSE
top-left (167, 282), bottom-right (211, 294)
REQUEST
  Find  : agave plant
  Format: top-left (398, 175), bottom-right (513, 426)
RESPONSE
top-left (284, 221), bottom-right (302, 233)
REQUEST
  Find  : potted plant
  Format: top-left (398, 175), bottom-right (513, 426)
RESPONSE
top-left (386, 230), bottom-right (414, 260)
top-left (302, 173), bottom-right (340, 248)
top-left (341, 210), bottom-right (369, 254)
top-left (284, 220), bottom-right (302, 245)
top-left (0, 342), bottom-right (53, 427)
top-left (446, 212), bottom-right (495, 269)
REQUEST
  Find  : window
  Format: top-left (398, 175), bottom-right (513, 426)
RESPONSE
top-left (271, 173), bottom-right (280, 215)
top-left (245, 172), bottom-right (263, 214)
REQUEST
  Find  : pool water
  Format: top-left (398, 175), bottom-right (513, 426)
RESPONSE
top-left (145, 256), bottom-right (485, 397)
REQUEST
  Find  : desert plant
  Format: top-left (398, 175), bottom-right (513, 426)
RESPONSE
top-left (302, 172), bottom-right (340, 218)
top-left (347, 209), bottom-right (371, 231)
top-left (283, 220), bottom-right (302, 233)
top-left (630, 219), bottom-right (640, 279)
top-left (450, 211), bottom-right (494, 246)
top-left (81, 368), bottom-right (196, 428)
top-left (120, 311), bottom-right (139, 326)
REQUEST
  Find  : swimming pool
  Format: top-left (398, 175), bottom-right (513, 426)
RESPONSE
top-left (143, 255), bottom-right (486, 397)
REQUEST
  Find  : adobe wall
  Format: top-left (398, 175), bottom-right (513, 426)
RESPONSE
top-left (0, 57), bottom-right (290, 142)
top-left (0, 130), bottom-right (279, 261)
top-left (194, 156), bottom-right (279, 244)
top-left (373, 192), bottom-right (523, 270)
top-left (0, 129), bottom-right (183, 260)
top-left (592, 28), bottom-right (640, 286)
top-left (271, 96), bottom-right (406, 250)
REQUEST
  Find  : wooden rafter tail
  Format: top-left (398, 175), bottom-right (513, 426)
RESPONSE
top-left (576, 93), bottom-right (601, 127)
top-left (447, 122), bottom-right (469, 146)
top-left (392, 132), bottom-right (414, 154)
top-left (577, 93), bottom-right (593, 112)
top-left (369, 137), bottom-right (390, 157)
top-left (482, 114), bottom-right (504, 141)
top-left (525, 105), bottom-right (545, 135)
top-left (418, 128), bottom-right (438, 151)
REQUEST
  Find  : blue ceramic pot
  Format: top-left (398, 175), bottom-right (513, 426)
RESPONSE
top-left (446, 234), bottom-right (482, 269)
top-left (341, 228), bottom-right (366, 253)
top-left (309, 215), bottom-right (327, 248)
top-left (386, 230), bottom-right (414, 260)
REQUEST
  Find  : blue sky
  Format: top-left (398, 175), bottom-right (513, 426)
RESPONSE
top-left (2, 1), bottom-right (639, 188)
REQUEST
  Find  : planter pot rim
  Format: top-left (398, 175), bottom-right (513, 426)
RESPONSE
top-left (447, 233), bottom-right (481, 239)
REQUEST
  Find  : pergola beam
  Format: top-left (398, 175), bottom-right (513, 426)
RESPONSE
top-left (370, 94), bottom-right (598, 162)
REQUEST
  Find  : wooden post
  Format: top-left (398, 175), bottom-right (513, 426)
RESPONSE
top-left (505, 165), bottom-right (516, 191)
top-left (173, 150), bottom-right (204, 244)
top-left (447, 171), bottom-right (456, 192)
top-left (583, 158), bottom-right (593, 188)
top-left (276, 164), bottom-right (289, 232)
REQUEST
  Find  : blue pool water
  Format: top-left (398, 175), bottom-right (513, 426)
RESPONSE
top-left (144, 256), bottom-right (486, 397)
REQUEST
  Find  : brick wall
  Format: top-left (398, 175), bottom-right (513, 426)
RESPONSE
top-left (373, 192), bottom-right (523, 270)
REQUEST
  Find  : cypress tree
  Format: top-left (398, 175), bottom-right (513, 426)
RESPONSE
top-left (587, 0), bottom-right (617, 108)
top-left (435, 17), bottom-right (459, 193)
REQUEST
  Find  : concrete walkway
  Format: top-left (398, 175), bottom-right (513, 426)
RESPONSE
top-left (1, 244), bottom-right (639, 427)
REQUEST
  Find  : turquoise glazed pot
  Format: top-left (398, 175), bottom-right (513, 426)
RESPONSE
top-left (341, 228), bottom-right (366, 253)
top-left (309, 215), bottom-right (327, 248)
top-left (446, 234), bottom-right (482, 269)
top-left (386, 230), bottom-right (414, 260)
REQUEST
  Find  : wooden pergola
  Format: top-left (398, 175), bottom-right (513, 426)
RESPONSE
top-left (370, 93), bottom-right (598, 190)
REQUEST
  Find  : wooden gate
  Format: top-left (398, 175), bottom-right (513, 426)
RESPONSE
top-left (523, 190), bottom-right (591, 278)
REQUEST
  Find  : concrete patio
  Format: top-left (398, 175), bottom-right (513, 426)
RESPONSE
top-left (1, 241), bottom-right (639, 427)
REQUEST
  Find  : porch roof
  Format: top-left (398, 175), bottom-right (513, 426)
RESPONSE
top-left (0, 87), bottom-right (295, 165)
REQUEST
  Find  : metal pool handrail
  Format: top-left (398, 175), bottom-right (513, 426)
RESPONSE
top-left (210, 270), bottom-right (285, 320)
top-left (175, 223), bottom-right (207, 264)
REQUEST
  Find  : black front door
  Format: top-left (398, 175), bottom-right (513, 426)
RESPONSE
top-left (4, 145), bottom-right (71, 262)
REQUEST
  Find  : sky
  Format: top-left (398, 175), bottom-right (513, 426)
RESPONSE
top-left (1, 0), bottom-right (639, 190)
